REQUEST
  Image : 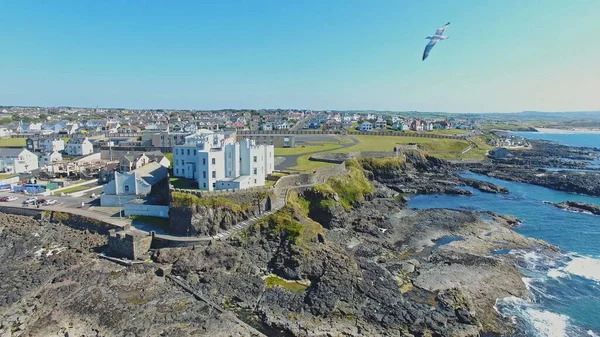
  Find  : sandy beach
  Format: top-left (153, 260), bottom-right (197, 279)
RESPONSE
top-left (534, 127), bottom-right (600, 134)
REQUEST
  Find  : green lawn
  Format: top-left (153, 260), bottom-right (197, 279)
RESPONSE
top-left (170, 177), bottom-right (198, 189)
top-left (129, 215), bottom-right (169, 228)
top-left (331, 135), bottom-right (469, 153)
top-left (0, 173), bottom-right (17, 179)
top-left (274, 142), bottom-right (344, 156)
top-left (345, 122), bottom-right (359, 131)
top-left (0, 137), bottom-right (70, 147)
top-left (288, 154), bottom-right (335, 173)
top-left (0, 138), bottom-right (26, 147)
top-left (427, 129), bottom-right (472, 135)
top-left (58, 185), bottom-right (90, 194)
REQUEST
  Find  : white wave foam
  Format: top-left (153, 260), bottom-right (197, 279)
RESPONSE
top-left (547, 268), bottom-right (568, 279)
top-left (563, 256), bottom-right (600, 283)
top-left (495, 297), bottom-right (570, 337)
top-left (527, 308), bottom-right (570, 337)
top-left (588, 330), bottom-right (599, 337)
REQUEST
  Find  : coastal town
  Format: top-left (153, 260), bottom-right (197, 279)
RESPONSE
top-left (0, 106), bottom-right (488, 214)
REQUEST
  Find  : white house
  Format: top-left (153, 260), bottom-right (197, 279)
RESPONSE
top-left (173, 129), bottom-right (274, 191)
top-left (27, 123), bottom-right (42, 132)
top-left (65, 137), bottom-right (93, 156)
top-left (64, 123), bottom-right (79, 135)
top-left (0, 128), bottom-right (11, 138)
top-left (392, 122), bottom-right (409, 131)
top-left (101, 162), bottom-right (168, 207)
top-left (39, 151), bottom-right (63, 168)
top-left (374, 118), bottom-right (387, 129)
top-left (0, 148), bottom-right (38, 173)
top-left (358, 121), bottom-right (373, 132)
top-left (39, 137), bottom-right (65, 153)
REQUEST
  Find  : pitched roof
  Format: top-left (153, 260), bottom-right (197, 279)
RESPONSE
top-left (134, 162), bottom-right (167, 185)
top-left (0, 148), bottom-right (27, 156)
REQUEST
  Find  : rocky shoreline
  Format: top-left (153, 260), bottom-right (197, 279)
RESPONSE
top-left (1, 141), bottom-right (597, 337)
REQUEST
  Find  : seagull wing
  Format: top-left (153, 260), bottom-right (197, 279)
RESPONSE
top-left (422, 40), bottom-right (437, 61)
top-left (434, 22), bottom-right (451, 36)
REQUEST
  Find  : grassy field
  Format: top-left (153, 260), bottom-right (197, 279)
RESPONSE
top-left (345, 122), bottom-right (359, 131)
top-left (0, 137), bottom-right (71, 147)
top-left (0, 173), bottom-right (17, 179)
top-left (170, 177), bottom-right (198, 189)
top-left (58, 185), bottom-right (90, 194)
top-left (129, 215), bottom-right (169, 228)
top-left (479, 123), bottom-right (540, 131)
top-left (274, 142), bottom-right (343, 156)
top-left (284, 133), bottom-right (493, 172)
top-left (331, 135), bottom-right (470, 153)
top-left (288, 154), bottom-right (335, 173)
top-left (0, 138), bottom-right (26, 146)
top-left (427, 129), bottom-right (472, 135)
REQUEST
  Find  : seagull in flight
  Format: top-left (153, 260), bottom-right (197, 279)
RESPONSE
top-left (423, 22), bottom-right (450, 61)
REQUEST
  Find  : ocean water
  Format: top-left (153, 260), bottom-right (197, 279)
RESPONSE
top-left (408, 133), bottom-right (600, 336)
top-left (512, 132), bottom-right (600, 149)
top-left (513, 132), bottom-right (600, 169)
top-left (409, 174), bottom-right (600, 336)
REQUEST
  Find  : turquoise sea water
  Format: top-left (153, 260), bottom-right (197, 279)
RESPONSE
top-left (409, 133), bottom-right (600, 337)
top-left (512, 132), bottom-right (600, 148)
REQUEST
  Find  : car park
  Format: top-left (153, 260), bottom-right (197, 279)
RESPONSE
top-left (23, 197), bottom-right (38, 204)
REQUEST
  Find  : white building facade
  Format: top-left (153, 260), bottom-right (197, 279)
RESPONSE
top-left (0, 148), bottom-right (39, 173)
top-left (65, 137), bottom-right (94, 156)
top-left (39, 137), bottom-right (65, 153)
top-left (173, 130), bottom-right (274, 191)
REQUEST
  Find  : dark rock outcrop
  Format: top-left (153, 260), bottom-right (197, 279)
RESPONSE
top-left (547, 201), bottom-right (600, 215)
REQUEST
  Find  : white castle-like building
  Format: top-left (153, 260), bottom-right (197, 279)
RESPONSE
top-left (172, 130), bottom-right (274, 191)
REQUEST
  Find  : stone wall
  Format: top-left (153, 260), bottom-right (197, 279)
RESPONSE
top-left (107, 225), bottom-right (152, 260)
top-left (44, 211), bottom-right (118, 234)
top-left (0, 206), bottom-right (44, 219)
top-left (123, 203), bottom-right (169, 218)
top-left (309, 151), bottom-right (409, 163)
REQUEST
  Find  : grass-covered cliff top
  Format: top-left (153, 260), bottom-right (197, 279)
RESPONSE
top-left (171, 192), bottom-right (250, 212)
top-left (310, 159), bottom-right (375, 210)
top-left (248, 190), bottom-right (324, 247)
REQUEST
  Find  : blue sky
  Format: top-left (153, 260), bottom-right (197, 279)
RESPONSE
top-left (1, 0), bottom-right (599, 112)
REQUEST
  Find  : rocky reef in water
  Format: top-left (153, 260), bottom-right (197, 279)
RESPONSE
top-left (545, 200), bottom-right (600, 216)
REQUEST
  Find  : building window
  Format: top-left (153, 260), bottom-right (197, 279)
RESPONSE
top-left (213, 183), bottom-right (216, 188)
top-left (211, 158), bottom-right (215, 165)
top-left (194, 150), bottom-right (196, 155)
top-left (124, 185), bottom-right (130, 193)
top-left (202, 158), bottom-right (206, 165)
top-left (253, 156), bottom-right (257, 163)
top-left (182, 169), bottom-right (185, 175)
top-left (175, 149), bottom-right (178, 155)
top-left (254, 179), bottom-right (257, 184)
top-left (203, 183), bottom-right (206, 188)
top-left (187, 149), bottom-right (190, 155)
top-left (212, 171), bottom-right (216, 178)
top-left (176, 169), bottom-right (179, 174)
top-left (253, 168), bottom-right (257, 175)
top-left (203, 171), bottom-right (206, 178)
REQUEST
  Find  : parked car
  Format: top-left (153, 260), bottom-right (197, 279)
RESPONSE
top-left (43, 199), bottom-right (58, 205)
top-left (1, 196), bottom-right (18, 202)
top-left (22, 197), bottom-right (38, 204)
